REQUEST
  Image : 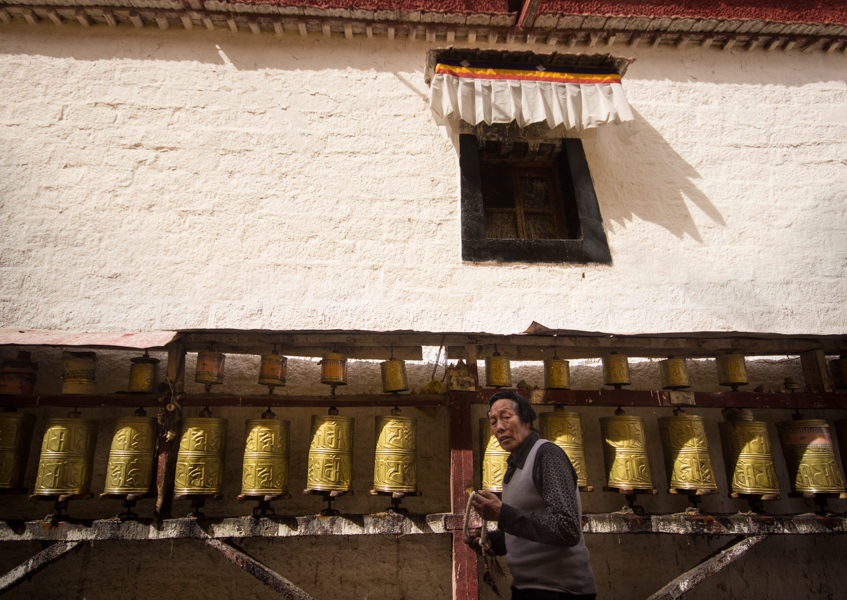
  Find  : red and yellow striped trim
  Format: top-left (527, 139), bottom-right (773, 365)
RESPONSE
top-left (434, 62), bottom-right (622, 84)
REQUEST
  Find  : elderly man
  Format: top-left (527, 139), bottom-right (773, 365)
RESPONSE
top-left (467, 391), bottom-right (597, 600)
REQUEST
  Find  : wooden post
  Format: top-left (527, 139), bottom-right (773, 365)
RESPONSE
top-left (155, 339), bottom-right (185, 519)
top-left (800, 350), bottom-right (833, 393)
top-left (450, 343), bottom-right (480, 600)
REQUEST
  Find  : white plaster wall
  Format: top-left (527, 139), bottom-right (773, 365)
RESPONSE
top-left (0, 25), bottom-right (846, 335)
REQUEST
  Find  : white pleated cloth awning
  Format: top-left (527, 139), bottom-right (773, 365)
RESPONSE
top-left (429, 59), bottom-right (636, 135)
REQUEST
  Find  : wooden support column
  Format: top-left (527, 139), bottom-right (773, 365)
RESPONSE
top-left (155, 339), bottom-right (185, 520)
top-left (205, 538), bottom-right (316, 600)
top-left (450, 343), bottom-right (480, 600)
top-left (0, 542), bottom-right (82, 593)
top-left (800, 350), bottom-right (833, 393)
top-left (647, 535), bottom-right (767, 600)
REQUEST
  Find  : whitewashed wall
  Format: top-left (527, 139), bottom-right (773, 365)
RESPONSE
top-left (1, 25), bottom-right (846, 335)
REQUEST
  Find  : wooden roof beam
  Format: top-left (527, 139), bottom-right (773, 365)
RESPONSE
top-left (516, 0), bottom-right (542, 29)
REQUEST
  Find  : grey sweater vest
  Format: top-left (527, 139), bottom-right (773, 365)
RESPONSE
top-left (501, 438), bottom-right (597, 595)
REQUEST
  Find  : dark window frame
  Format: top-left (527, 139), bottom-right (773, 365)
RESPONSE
top-left (460, 134), bottom-right (612, 264)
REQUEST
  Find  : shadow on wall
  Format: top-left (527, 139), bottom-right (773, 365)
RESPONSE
top-left (590, 107), bottom-right (725, 244)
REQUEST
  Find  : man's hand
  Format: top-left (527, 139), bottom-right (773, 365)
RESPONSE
top-left (471, 490), bottom-right (502, 521)
top-left (463, 529), bottom-right (483, 555)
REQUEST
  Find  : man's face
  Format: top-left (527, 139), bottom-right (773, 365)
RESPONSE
top-left (489, 398), bottom-right (531, 453)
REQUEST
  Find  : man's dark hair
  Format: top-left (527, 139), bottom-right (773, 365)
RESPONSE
top-left (488, 391), bottom-right (537, 425)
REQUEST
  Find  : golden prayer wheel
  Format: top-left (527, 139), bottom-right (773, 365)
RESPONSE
top-left (195, 351), bottom-right (225, 393)
top-left (62, 351), bottom-right (97, 395)
top-left (258, 350), bottom-right (287, 393)
top-left (0, 351), bottom-right (38, 396)
top-left (319, 351), bottom-right (348, 386)
top-left (544, 358), bottom-right (571, 390)
top-left (659, 357), bottom-right (690, 390)
top-left (599, 412), bottom-right (653, 490)
top-left (485, 350), bottom-right (512, 389)
top-left (830, 356), bottom-right (847, 389)
top-left (174, 416), bottom-right (227, 495)
top-left (657, 413), bottom-right (718, 492)
top-left (34, 413), bottom-right (98, 495)
top-left (380, 358), bottom-right (409, 394)
top-left (128, 352), bottom-right (160, 394)
top-left (776, 419), bottom-right (845, 494)
top-left (602, 353), bottom-right (631, 388)
top-left (718, 412), bottom-right (779, 496)
top-left (479, 418), bottom-right (509, 492)
top-left (373, 413), bottom-right (417, 492)
top-left (103, 415), bottom-right (157, 494)
top-left (241, 411), bottom-right (290, 496)
top-left (0, 411), bottom-right (36, 489)
top-left (539, 407), bottom-right (588, 487)
top-left (716, 353), bottom-right (748, 390)
top-left (306, 414), bottom-right (354, 491)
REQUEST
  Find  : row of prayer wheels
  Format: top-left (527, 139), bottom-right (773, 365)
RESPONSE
top-left (481, 407), bottom-right (847, 499)
top-left (486, 351), bottom-right (847, 391)
top-left (0, 349), bottom-right (411, 396)
top-left (0, 407), bottom-right (417, 501)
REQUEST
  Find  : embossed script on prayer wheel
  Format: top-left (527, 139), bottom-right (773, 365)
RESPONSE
top-left (373, 415), bottom-right (416, 492)
top-left (242, 416), bottom-right (290, 496)
top-left (128, 354), bottom-right (160, 394)
top-left (602, 353), bottom-right (631, 387)
top-left (258, 351), bottom-right (287, 393)
top-left (34, 417), bottom-right (98, 495)
top-left (600, 414), bottom-right (652, 489)
top-left (718, 417), bottom-right (779, 496)
top-left (62, 351), bottom-right (97, 395)
top-left (479, 418), bottom-right (509, 492)
top-left (539, 409), bottom-right (588, 487)
top-left (0, 411), bottom-right (36, 490)
top-left (716, 353), bottom-right (748, 390)
top-left (659, 357), bottom-right (690, 390)
top-left (320, 352), bottom-right (348, 386)
top-left (380, 359), bottom-right (409, 394)
top-left (174, 418), bottom-right (227, 495)
top-left (485, 353), bottom-right (512, 389)
top-left (543, 358), bottom-right (571, 390)
top-left (0, 351), bottom-right (38, 396)
top-left (776, 420), bottom-right (845, 494)
top-left (658, 414), bottom-right (718, 492)
top-left (103, 417), bottom-right (156, 495)
top-left (307, 415), bottom-right (354, 491)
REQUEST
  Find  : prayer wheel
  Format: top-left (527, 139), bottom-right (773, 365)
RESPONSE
top-left (33, 412), bottom-right (98, 495)
top-left (380, 358), bottom-right (409, 394)
top-left (599, 412), bottom-right (653, 490)
top-left (128, 352), bottom-right (160, 394)
top-left (716, 353), bottom-right (748, 390)
top-left (0, 411), bottom-right (36, 490)
top-left (657, 413), bottom-right (718, 492)
top-left (103, 414), bottom-right (157, 494)
top-left (539, 407), bottom-right (588, 487)
top-left (543, 358), bottom-right (571, 390)
top-left (659, 357), bottom-right (690, 390)
top-left (306, 414), bottom-right (354, 492)
top-left (830, 356), bottom-right (847, 389)
top-left (174, 415), bottom-right (227, 495)
top-left (776, 419), bottom-right (845, 494)
top-left (62, 351), bottom-right (97, 395)
top-left (602, 353), bottom-right (631, 388)
top-left (373, 412), bottom-right (417, 492)
top-left (195, 352), bottom-right (225, 393)
top-left (479, 418), bottom-right (509, 492)
top-left (241, 411), bottom-right (290, 496)
top-left (258, 350), bottom-right (287, 394)
top-left (485, 351), bottom-right (511, 389)
top-left (718, 410), bottom-right (779, 496)
top-left (319, 351), bottom-right (348, 386)
top-left (0, 351), bottom-right (38, 396)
